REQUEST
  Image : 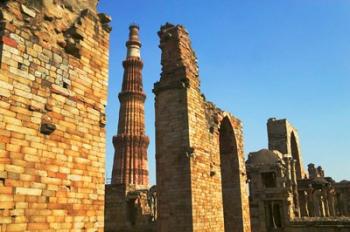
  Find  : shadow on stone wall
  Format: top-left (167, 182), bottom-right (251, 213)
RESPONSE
top-left (26, 0), bottom-right (43, 9)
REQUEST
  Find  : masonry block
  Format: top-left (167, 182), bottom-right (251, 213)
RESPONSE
top-left (0, 1), bottom-right (110, 231)
top-left (154, 23), bottom-right (251, 232)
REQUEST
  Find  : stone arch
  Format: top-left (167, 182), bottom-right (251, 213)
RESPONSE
top-left (219, 116), bottom-right (244, 232)
top-left (290, 131), bottom-right (302, 179)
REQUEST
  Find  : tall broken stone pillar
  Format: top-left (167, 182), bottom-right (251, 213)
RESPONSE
top-left (154, 23), bottom-right (251, 232)
top-left (0, 1), bottom-right (110, 231)
top-left (267, 118), bottom-right (306, 179)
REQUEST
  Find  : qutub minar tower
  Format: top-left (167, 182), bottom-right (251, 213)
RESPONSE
top-left (111, 25), bottom-right (149, 188)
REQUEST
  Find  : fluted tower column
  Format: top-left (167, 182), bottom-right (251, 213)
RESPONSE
top-left (111, 25), bottom-right (149, 188)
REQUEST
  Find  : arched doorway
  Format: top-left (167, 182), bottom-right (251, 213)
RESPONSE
top-left (219, 116), bottom-right (242, 231)
top-left (290, 131), bottom-right (302, 179)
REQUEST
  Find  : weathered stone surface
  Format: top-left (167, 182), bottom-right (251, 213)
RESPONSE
top-left (27, 0), bottom-right (100, 13)
top-left (247, 149), bottom-right (298, 232)
top-left (248, 119), bottom-right (350, 232)
top-left (21, 4), bottom-right (36, 18)
top-left (59, 0), bottom-right (99, 12)
top-left (154, 23), bottom-right (251, 232)
top-left (105, 184), bottom-right (156, 232)
top-left (286, 218), bottom-right (350, 232)
top-left (0, 0), bottom-right (110, 231)
top-left (267, 118), bottom-right (306, 179)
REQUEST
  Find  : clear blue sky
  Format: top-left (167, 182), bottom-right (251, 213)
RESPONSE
top-left (98, 0), bottom-right (350, 184)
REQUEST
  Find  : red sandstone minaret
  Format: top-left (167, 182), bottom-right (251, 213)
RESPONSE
top-left (111, 25), bottom-right (149, 188)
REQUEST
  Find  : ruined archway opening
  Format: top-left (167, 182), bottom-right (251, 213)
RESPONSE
top-left (219, 116), bottom-right (242, 231)
top-left (291, 132), bottom-right (302, 179)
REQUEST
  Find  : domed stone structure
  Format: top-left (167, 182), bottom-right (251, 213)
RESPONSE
top-left (247, 149), bottom-right (283, 165)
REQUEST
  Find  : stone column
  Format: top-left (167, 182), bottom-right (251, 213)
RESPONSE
top-left (306, 186), bottom-right (314, 217)
top-left (343, 194), bottom-right (350, 217)
top-left (322, 188), bottom-right (330, 217)
top-left (327, 188), bottom-right (336, 216)
top-left (299, 191), bottom-right (309, 217)
top-left (313, 189), bottom-right (322, 217)
top-left (291, 160), bottom-right (300, 218)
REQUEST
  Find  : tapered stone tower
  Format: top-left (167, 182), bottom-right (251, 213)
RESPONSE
top-left (111, 25), bottom-right (149, 188)
top-left (105, 26), bottom-right (155, 232)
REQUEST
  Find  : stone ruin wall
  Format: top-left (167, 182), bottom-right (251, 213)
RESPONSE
top-left (0, 0), bottom-right (110, 231)
top-left (286, 218), bottom-right (350, 232)
top-left (105, 184), bottom-right (156, 232)
top-left (267, 118), bottom-right (306, 180)
top-left (0, 1), bottom-right (348, 232)
top-left (249, 118), bottom-right (350, 232)
top-left (153, 23), bottom-right (250, 232)
top-left (335, 181), bottom-right (350, 217)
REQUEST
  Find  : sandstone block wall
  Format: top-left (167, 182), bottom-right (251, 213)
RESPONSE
top-left (249, 119), bottom-right (350, 232)
top-left (105, 184), bottom-right (155, 232)
top-left (247, 149), bottom-right (299, 232)
top-left (0, 1), bottom-right (110, 231)
top-left (154, 23), bottom-right (250, 232)
top-left (105, 185), bottom-right (130, 232)
top-left (267, 118), bottom-right (305, 179)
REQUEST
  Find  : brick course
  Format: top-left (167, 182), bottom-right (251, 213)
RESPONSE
top-left (154, 23), bottom-right (251, 232)
top-left (0, 1), bottom-right (110, 231)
